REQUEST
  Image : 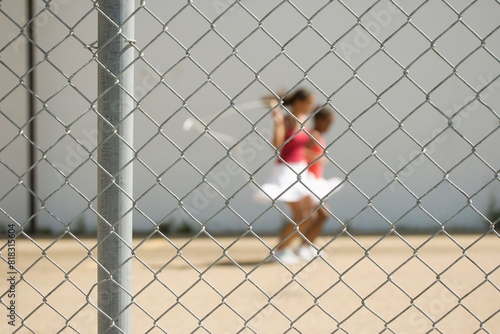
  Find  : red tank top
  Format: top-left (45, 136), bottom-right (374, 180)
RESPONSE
top-left (279, 128), bottom-right (310, 163)
top-left (308, 136), bottom-right (325, 178)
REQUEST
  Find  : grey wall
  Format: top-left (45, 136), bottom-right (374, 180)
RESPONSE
top-left (1, 0), bottom-right (499, 235)
top-left (1, 1), bottom-right (30, 229)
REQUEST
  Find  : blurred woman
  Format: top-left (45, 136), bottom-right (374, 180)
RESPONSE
top-left (258, 89), bottom-right (338, 264)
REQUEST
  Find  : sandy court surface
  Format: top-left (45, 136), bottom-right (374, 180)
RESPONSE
top-left (1, 234), bottom-right (498, 333)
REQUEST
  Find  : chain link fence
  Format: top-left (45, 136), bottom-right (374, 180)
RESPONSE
top-left (1, 0), bottom-right (499, 333)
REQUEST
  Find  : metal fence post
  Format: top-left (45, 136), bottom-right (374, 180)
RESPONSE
top-left (27, 0), bottom-right (38, 235)
top-left (97, 1), bottom-right (135, 333)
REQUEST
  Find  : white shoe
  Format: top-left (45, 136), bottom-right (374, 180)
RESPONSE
top-left (274, 249), bottom-right (301, 265)
top-left (295, 245), bottom-right (318, 261)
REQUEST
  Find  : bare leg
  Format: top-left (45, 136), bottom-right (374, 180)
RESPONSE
top-left (291, 196), bottom-right (318, 244)
top-left (302, 204), bottom-right (329, 245)
top-left (277, 196), bottom-right (314, 250)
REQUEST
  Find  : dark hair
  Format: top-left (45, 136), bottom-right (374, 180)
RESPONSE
top-left (282, 88), bottom-right (312, 106)
top-left (313, 106), bottom-right (333, 121)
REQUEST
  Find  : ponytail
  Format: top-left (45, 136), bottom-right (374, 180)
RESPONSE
top-left (262, 88), bottom-right (312, 108)
top-left (282, 88), bottom-right (312, 106)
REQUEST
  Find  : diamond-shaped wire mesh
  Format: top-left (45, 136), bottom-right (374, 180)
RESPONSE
top-left (0, 0), bottom-right (499, 333)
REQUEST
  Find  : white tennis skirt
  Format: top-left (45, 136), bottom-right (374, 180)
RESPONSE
top-left (255, 162), bottom-right (343, 203)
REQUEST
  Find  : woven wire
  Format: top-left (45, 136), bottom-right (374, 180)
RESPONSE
top-left (0, 0), bottom-right (499, 333)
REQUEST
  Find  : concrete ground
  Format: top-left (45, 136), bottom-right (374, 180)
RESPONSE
top-left (1, 233), bottom-right (499, 333)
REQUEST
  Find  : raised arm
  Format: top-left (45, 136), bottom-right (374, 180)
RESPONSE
top-left (272, 107), bottom-right (286, 149)
top-left (263, 96), bottom-right (286, 149)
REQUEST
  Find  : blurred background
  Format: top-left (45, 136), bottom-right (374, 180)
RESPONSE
top-left (1, 0), bottom-right (499, 236)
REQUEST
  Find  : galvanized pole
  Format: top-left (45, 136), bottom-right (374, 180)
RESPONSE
top-left (27, 0), bottom-right (38, 234)
top-left (97, 1), bottom-right (135, 333)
